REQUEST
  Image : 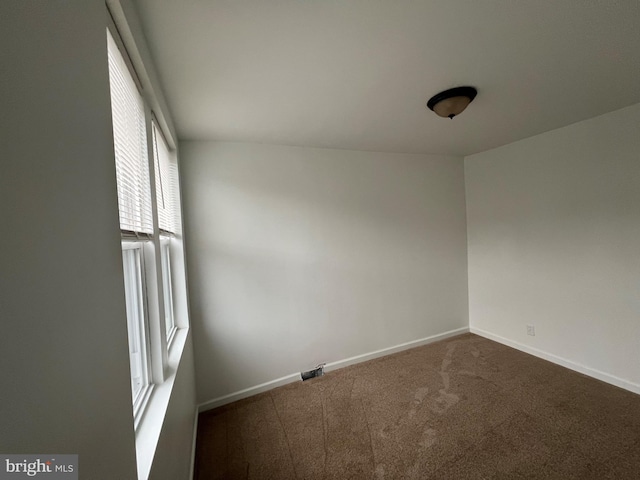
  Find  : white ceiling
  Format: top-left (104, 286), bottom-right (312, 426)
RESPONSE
top-left (134, 0), bottom-right (640, 156)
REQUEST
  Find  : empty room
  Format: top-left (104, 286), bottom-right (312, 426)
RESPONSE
top-left (1, 1), bottom-right (639, 479)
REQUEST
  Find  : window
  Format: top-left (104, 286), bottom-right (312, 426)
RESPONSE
top-left (152, 122), bottom-right (179, 344)
top-left (107, 26), bottom-right (183, 424)
top-left (105, 5), bottom-right (190, 476)
top-left (160, 237), bottom-right (176, 342)
top-left (152, 121), bottom-right (175, 235)
top-left (108, 28), bottom-right (154, 419)
top-left (107, 30), bottom-right (152, 236)
top-left (121, 244), bottom-right (151, 412)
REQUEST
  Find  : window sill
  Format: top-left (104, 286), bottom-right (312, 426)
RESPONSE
top-left (134, 326), bottom-right (189, 480)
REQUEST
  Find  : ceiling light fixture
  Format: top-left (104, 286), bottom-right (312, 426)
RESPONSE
top-left (427, 86), bottom-right (477, 119)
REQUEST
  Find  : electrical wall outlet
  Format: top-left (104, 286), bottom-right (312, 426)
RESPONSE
top-left (526, 325), bottom-right (536, 336)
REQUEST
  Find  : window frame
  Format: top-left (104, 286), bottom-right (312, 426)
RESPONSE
top-left (106, 1), bottom-right (192, 477)
top-left (107, 19), bottom-right (181, 426)
top-left (160, 236), bottom-right (177, 345)
top-left (121, 241), bottom-right (154, 419)
top-left (107, 21), bottom-right (157, 424)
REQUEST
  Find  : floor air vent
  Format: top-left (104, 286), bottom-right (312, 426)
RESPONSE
top-left (301, 364), bottom-right (325, 381)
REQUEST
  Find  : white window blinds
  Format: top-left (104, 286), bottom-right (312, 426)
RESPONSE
top-left (170, 162), bottom-right (182, 232)
top-left (152, 122), bottom-right (177, 234)
top-left (107, 31), bottom-right (153, 235)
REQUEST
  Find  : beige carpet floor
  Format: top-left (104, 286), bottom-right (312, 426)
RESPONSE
top-left (194, 333), bottom-right (640, 479)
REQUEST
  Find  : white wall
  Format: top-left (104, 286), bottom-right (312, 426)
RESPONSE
top-left (0, 2), bottom-right (137, 477)
top-left (180, 141), bottom-right (468, 403)
top-left (466, 103), bottom-right (640, 392)
top-left (0, 2), bottom-right (197, 478)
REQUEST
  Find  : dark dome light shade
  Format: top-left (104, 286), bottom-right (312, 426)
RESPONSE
top-left (427, 86), bottom-right (478, 119)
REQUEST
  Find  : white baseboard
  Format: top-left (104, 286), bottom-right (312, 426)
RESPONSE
top-left (198, 373), bottom-right (301, 412)
top-left (470, 327), bottom-right (640, 395)
top-left (323, 326), bottom-right (469, 373)
top-left (198, 326), bottom-right (469, 412)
